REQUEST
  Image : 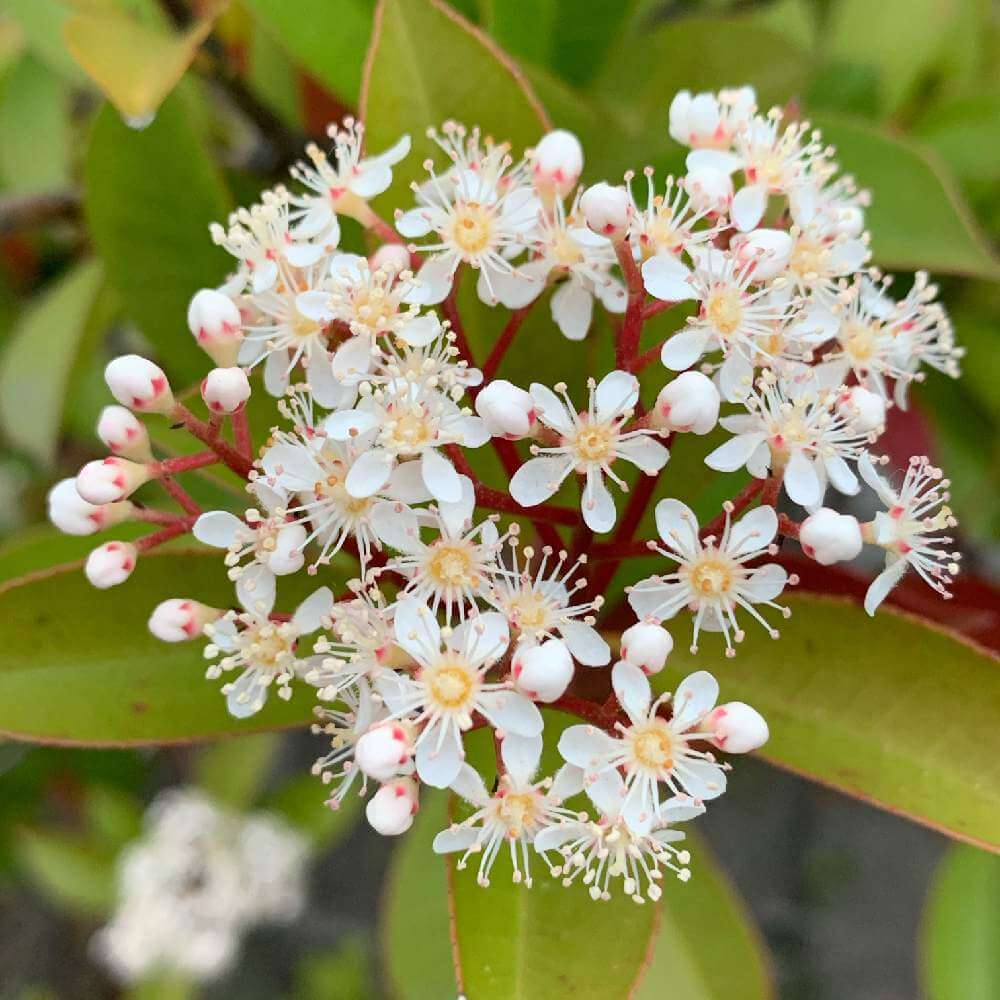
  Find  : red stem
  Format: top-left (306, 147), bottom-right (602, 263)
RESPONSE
top-left (441, 268), bottom-right (478, 369)
top-left (614, 242), bottom-right (646, 369)
top-left (159, 476), bottom-right (202, 517)
top-left (171, 403), bottom-right (254, 478)
top-left (155, 451), bottom-right (218, 476)
top-left (642, 298), bottom-right (676, 321)
top-left (550, 693), bottom-right (620, 733)
top-left (135, 518), bottom-right (196, 552)
top-left (628, 341), bottom-right (665, 374)
top-left (589, 539), bottom-right (654, 561)
top-left (700, 479), bottom-right (766, 539)
top-left (778, 513), bottom-right (801, 539)
top-left (232, 408), bottom-right (253, 460)
top-left (480, 303), bottom-right (534, 384)
top-left (131, 507), bottom-right (188, 526)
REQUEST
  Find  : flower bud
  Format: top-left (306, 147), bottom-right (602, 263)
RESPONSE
top-left (76, 457), bottom-right (153, 505)
top-left (105, 355), bottom-right (175, 414)
top-left (837, 386), bottom-right (886, 435)
top-left (187, 289), bottom-right (243, 366)
top-left (799, 508), bottom-right (863, 565)
top-left (475, 379), bottom-right (536, 440)
top-left (85, 541), bottom-right (137, 589)
top-left (512, 639), bottom-right (575, 703)
top-left (97, 406), bottom-right (152, 462)
top-left (683, 167), bottom-right (733, 215)
top-left (366, 778), bottom-right (419, 836)
top-left (531, 129), bottom-right (584, 199)
top-left (653, 371), bottom-right (720, 435)
top-left (580, 182), bottom-right (631, 240)
top-left (705, 702), bottom-right (769, 753)
top-left (730, 229), bottom-right (793, 281)
top-left (47, 478), bottom-right (133, 536)
top-left (355, 723), bottom-right (413, 781)
top-left (620, 622), bottom-right (674, 675)
top-left (201, 367), bottom-right (251, 414)
top-left (370, 243), bottom-right (411, 275)
top-left (148, 599), bottom-right (222, 642)
top-left (265, 522), bottom-right (308, 576)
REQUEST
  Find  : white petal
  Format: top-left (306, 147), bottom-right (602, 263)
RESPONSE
top-left (783, 449), bottom-right (822, 507)
top-left (346, 448), bottom-right (395, 498)
top-left (585, 768), bottom-right (628, 819)
top-left (450, 762), bottom-right (490, 807)
top-left (437, 475), bottom-right (475, 537)
top-left (677, 757), bottom-right (727, 800)
top-left (261, 444), bottom-right (322, 491)
top-left (655, 497), bottom-right (700, 550)
top-left (226, 668), bottom-right (267, 719)
top-left (672, 670), bottom-right (719, 729)
top-left (582, 473), bottom-right (616, 533)
top-left (324, 409), bottom-right (378, 440)
top-left (686, 149), bottom-right (741, 174)
top-left (549, 764), bottom-right (585, 803)
top-left (371, 501), bottom-right (422, 553)
top-left (433, 826), bottom-right (480, 854)
top-left (595, 370), bottom-right (639, 419)
top-left (658, 795), bottom-right (706, 824)
top-left (705, 432), bottom-right (768, 473)
top-left (291, 587), bottom-right (334, 634)
top-left (501, 733), bottom-right (543, 785)
top-left (387, 460), bottom-right (433, 503)
top-left (617, 434), bottom-right (669, 474)
top-left (559, 621), bottom-right (611, 666)
top-left (236, 563), bottom-right (275, 617)
top-left (509, 456), bottom-right (569, 507)
top-left (421, 448), bottom-right (462, 504)
top-left (295, 290), bottom-right (335, 322)
top-left (864, 559), bottom-right (907, 616)
top-left (263, 348), bottom-right (289, 396)
top-left (393, 598), bottom-right (441, 662)
top-left (824, 454), bottom-right (860, 496)
top-left (477, 690), bottom-right (544, 737)
top-left (414, 255), bottom-right (455, 304)
top-left (611, 660), bottom-right (651, 721)
top-left (660, 328), bottom-right (710, 370)
top-left (450, 613), bottom-right (509, 665)
top-left (529, 383), bottom-right (574, 436)
top-left (718, 350), bottom-right (754, 402)
top-left (745, 563), bottom-right (788, 602)
top-left (641, 255), bottom-right (695, 302)
top-left (731, 184), bottom-right (767, 232)
top-left (557, 725), bottom-right (617, 769)
top-left (331, 336), bottom-right (374, 380)
top-left (416, 728), bottom-right (464, 788)
top-left (193, 511), bottom-right (246, 548)
top-left (551, 279), bottom-right (593, 340)
top-left (397, 313), bottom-right (441, 347)
top-left (396, 208), bottom-right (433, 238)
top-left (728, 505), bottom-right (778, 555)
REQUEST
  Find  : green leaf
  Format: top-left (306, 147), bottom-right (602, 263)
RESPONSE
top-left (83, 784), bottom-right (144, 850)
top-left (2, 0), bottom-right (85, 82)
top-left (913, 95), bottom-right (1000, 183)
top-left (635, 832), bottom-right (774, 1000)
top-left (921, 844), bottom-right (1000, 1000)
top-left (0, 53), bottom-right (71, 195)
top-left (0, 260), bottom-right (104, 467)
top-left (125, 972), bottom-right (197, 1000)
top-left (547, 0), bottom-right (635, 87)
top-left (245, 0), bottom-right (374, 105)
top-left (481, 0), bottom-right (557, 68)
top-left (0, 550), bottom-right (332, 746)
top-left (361, 0), bottom-right (550, 206)
top-left (295, 934), bottom-right (372, 1000)
top-left (261, 774), bottom-right (364, 848)
top-left (195, 731), bottom-right (279, 808)
top-left (84, 90), bottom-right (233, 385)
top-left (814, 113), bottom-right (1000, 280)
top-left (653, 595), bottom-right (1000, 852)
top-left (15, 828), bottom-right (116, 915)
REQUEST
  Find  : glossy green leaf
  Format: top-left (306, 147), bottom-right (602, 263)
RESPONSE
top-left (15, 828), bottom-right (116, 915)
top-left (361, 0), bottom-right (550, 206)
top-left (0, 550), bottom-right (333, 746)
top-left (295, 934), bottom-right (372, 1000)
top-left (921, 844), bottom-right (1000, 1000)
top-left (913, 95), bottom-right (1000, 183)
top-left (815, 113), bottom-right (1000, 280)
top-left (654, 595), bottom-right (1000, 852)
top-left (261, 774), bottom-right (364, 848)
top-left (0, 260), bottom-right (103, 467)
top-left (195, 732), bottom-right (279, 809)
top-left (2, 0), bottom-right (85, 81)
top-left (84, 91), bottom-right (233, 385)
top-left (245, 0), bottom-right (374, 105)
top-left (481, 0), bottom-right (557, 67)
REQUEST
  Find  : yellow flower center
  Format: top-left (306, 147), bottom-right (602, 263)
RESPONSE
top-left (841, 319), bottom-right (879, 364)
top-left (510, 591), bottom-right (550, 631)
top-left (571, 418), bottom-right (616, 464)
top-left (789, 235), bottom-right (830, 281)
top-left (452, 202), bottom-right (494, 255)
top-left (383, 404), bottom-right (435, 454)
top-left (426, 661), bottom-right (477, 712)
top-left (244, 623), bottom-right (294, 670)
top-left (290, 308), bottom-right (322, 341)
top-left (686, 554), bottom-right (735, 597)
top-left (628, 720), bottom-right (675, 771)
top-left (426, 543), bottom-right (477, 588)
top-left (704, 287), bottom-right (744, 337)
top-left (551, 230), bottom-right (584, 268)
top-left (497, 789), bottom-right (539, 837)
top-left (351, 285), bottom-right (398, 333)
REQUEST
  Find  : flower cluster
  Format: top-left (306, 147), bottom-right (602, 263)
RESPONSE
top-left (92, 788), bottom-right (307, 983)
top-left (50, 86), bottom-right (962, 902)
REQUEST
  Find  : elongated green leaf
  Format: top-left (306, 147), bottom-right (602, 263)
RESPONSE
top-left (815, 114), bottom-right (1000, 280)
top-left (0, 260), bottom-right (103, 467)
top-left (15, 828), bottom-right (116, 915)
top-left (261, 774), bottom-right (364, 848)
top-left (196, 732), bottom-right (278, 808)
top-left (654, 594), bottom-right (1000, 852)
top-left (361, 0), bottom-right (550, 205)
top-left (921, 844), bottom-right (1000, 1000)
top-left (2, 0), bottom-right (85, 81)
top-left (0, 551), bottom-right (332, 746)
top-left (84, 91), bottom-right (233, 384)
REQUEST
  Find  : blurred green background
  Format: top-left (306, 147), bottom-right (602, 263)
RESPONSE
top-left (0, 0), bottom-right (997, 997)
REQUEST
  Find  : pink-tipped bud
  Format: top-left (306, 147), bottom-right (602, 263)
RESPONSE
top-left (47, 478), bottom-right (133, 536)
top-left (97, 405), bottom-right (152, 462)
top-left (366, 778), bottom-right (419, 836)
top-left (730, 229), bottom-right (793, 281)
top-left (475, 379), bottom-right (536, 440)
top-left (531, 129), bottom-right (584, 199)
top-left (104, 355), bottom-right (174, 414)
top-left (85, 541), bottom-right (137, 589)
top-left (799, 508), bottom-right (863, 565)
top-left (201, 367), bottom-right (251, 414)
top-left (837, 386), bottom-right (886, 435)
top-left (148, 599), bottom-right (222, 642)
top-left (370, 243), bottom-right (411, 275)
top-left (266, 522), bottom-right (308, 576)
top-left (580, 182), bottom-right (631, 240)
top-left (620, 621), bottom-right (674, 675)
top-left (512, 638), bottom-right (575, 703)
top-left (654, 371), bottom-right (720, 435)
top-left (187, 289), bottom-right (243, 366)
top-left (76, 457), bottom-right (152, 505)
top-left (355, 723), bottom-right (413, 781)
top-left (706, 702), bottom-right (769, 753)
top-left (683, 166), bottom-right (733, 215)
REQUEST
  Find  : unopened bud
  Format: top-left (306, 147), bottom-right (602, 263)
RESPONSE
top-left (47, 478), bottom-right (133, 536)
top-left (730, 229), bottom-right (793, 281)
top-left (531, 130), bottom-right (584, 199)
top-left (475, 380), bottom-right (536, 440)
top-left (512, 639), bottom-right (575, 703)
top-left (266, 522), bottom-right (308, 576)
top-left (187, 289), bottom-right (243, 366)
top-left (683, 167), bottom-right (733, 215)
top-left (706, 702), bottom-right (769, 753)
top-left (366, 778), bottom-right (419, 836)
top-left (370, 243), bottom-right (411, 275)
top-left (620, 622), bottom-right (674, 675)
top-left (148, 599), bottom-right (222, 642)
top-left (654, 371), bottom-right (720, 435)
top-left (202, 367), bottom-right (251, 414)
top-left (580, 182), bottom-right (631, 240)
top-left (85, 541), bottom-right (137, 589)
top-left (799, 508), bottom-right (863, 565)
top-left (105, 355), bottom-right (174, 414)
top-left (97, 406), bottom-right (152, 462)
top-left (837, 386), bottom-right (886, 435)
top-left (76, 457), bottom-right (153, 505)
top-left (355, 723), bottom-right (413, 781)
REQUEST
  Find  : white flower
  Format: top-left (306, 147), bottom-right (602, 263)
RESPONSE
top-left (85, 541), bottom-right (138, 589)
top-left (705, 372), bottom-right (876, 508)
top-left (510, 371), bottom-right (669, 533)
top-left (96, 405), bottom-right (152, 462)
top-left (511, 638), bottom-right (576, 703)
top-left (433, 733), bottom-right (583, 887)
top-left (396, 122), bottom-right (540, 305)
top-left (289, 119), bottom-right (410, 236)
top-left (628, 499), bottom-right (790, 655)
top-left (530, 129), bottom-right (584, 201)
top-left (579, 182), bottom-right (631, 240)
top-left (652, 371), bottom-right (720, 435)
top-left (104, 355), bottom-right (174, 414)
top-left (628, 169), bottom-right (721, 263)
top-left (76, 456), bottom-right (152, 505)
top-left (375, 600), bottom-right (542, 788)
top-left (149, 599), bottom-right (222, 643)
top-left (48, 478), bottom-right (133, 536)
top-left (859, 453), bottom-right (960, 615)
top-left (367, 778), bottom-right (420, 835)
top-left (188, 288), bottom-right (244, 366)
top-left (487, 539), bottom-right (610, 666)
top-left (619, 621), bottom-right (673, 675)
top-left (560, 664), bottom-right (740, 834)
top-left (202, 367), bottom-right (251, 413)
top-left (799, 508), bottom-right (863, 565)
top-left (204, 584), bottom-right (333, 717)
top-left (668, 86), bottom-right (756, 150)
top-left (475, 379), bottom-right (538, 439)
